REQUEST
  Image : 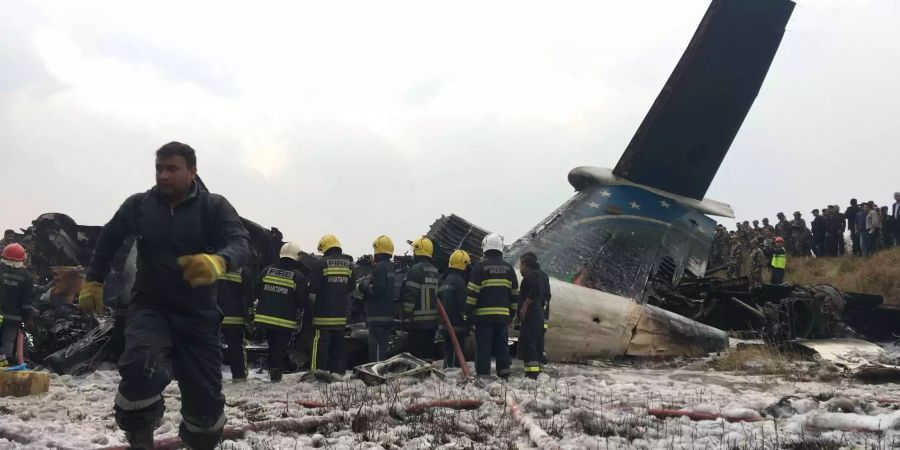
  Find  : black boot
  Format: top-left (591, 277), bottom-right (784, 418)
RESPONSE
top-left (270, 369), bottom-right (282, 382)
top-left (125, 427), bottom-right (154, 450)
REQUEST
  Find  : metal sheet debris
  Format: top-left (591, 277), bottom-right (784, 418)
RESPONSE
top-left (353, 353), bottom-right (445, 386)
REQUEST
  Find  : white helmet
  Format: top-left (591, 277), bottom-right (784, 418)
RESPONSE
top-left (482, 233), bottom-right (504, 253)
top-left (279, 242), bottom-right (302, 261)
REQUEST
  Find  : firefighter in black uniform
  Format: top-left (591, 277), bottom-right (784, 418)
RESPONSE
top-left (308, 234), bottom-right (354, 376)
top-left (517, 253), bottom-right (545, 379)
top-left (401, 237), bottom-right (440, 359)
top-left (217, 263), bottom-right (252, 382)
top-left (0, 243), bottom-right (35, 368)
top-left (254, 242), bottom-right (308, 382)
top-left (360, 235), bottom-right (396, 362)
top-left (520, 251), bottom-right (551, 365)
top-left (438, 250), bottom-right (470, 368)
top-left (466, 233), bottom-right (518, 379)
top-left (540, 279), bottom-right (551, 364)
top-left (78, 142), bottom-right (250, 450)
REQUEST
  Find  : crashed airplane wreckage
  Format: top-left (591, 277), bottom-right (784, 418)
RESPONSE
top-left (20, 0), bottom-right (891, 374)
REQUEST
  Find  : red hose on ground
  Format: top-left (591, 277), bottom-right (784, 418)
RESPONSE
top-left (436, 301), bottom-right (470, 378)
top-left (405, 399), bottom-right (483, 414)
top-left (648, 408), bottom-right (764, 423)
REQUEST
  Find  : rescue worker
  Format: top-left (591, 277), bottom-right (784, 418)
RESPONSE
top-left (466, 233), bottom-right (518, 379)
top-left (79, 142), bottom-right (250, 450)
top-left (401, 237), bottom-right (440, 359)
top-left (517, 252), bottom-right (545, 379)
top-left (768, 236), bottom-right (787, 284)
top-left (747, 237), bottom-right (767, 287)
top-left (360, 235), bottom-right (396, 362)
top-left (217, 262), bottom-right (253, 382)
top-left (308, 234), bottom-right (354, 377)
top-left (438, 250), bottom-right (470, 368)
top-left (0, 243), bottom-right (35, 368)
top-left (254, 242), bottom-right (308, 382)
top-left (539, 273), bottom-right (550, 365)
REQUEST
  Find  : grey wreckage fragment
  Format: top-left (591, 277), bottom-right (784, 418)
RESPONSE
top-left (354, 353), bottom-right (445, 386)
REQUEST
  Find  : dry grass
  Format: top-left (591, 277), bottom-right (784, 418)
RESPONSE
top-left (710, 345), bottom-right (800, 375)
top-left (786, 248), bottom-right (900, 305)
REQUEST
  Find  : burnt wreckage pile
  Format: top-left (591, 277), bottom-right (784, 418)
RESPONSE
top-left (13, 207), bottom-right (283, 374)
top-left (649, 274), bottom-right (893, 343)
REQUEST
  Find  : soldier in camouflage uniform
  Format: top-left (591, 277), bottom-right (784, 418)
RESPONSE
top-left (761, 218), bottom-right (776, 242)
top-left (775, 213), bottom-right (792, 254)
top-left (727, 239), bottom-right (744, 278)
top-left (709, 225), bottom-right (730, 268)
top-left (748, 237), bottom-right (767, 286)
top-left (740, 221), bottom-right (753, 251)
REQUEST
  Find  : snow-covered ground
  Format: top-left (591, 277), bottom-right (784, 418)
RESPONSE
top-left (4, 355), bottom-right (900, 449)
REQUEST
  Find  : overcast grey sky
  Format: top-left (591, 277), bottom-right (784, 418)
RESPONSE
top-left (1, 0), bottom-right (898, 255)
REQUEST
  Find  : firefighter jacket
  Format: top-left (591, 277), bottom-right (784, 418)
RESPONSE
top-left (536, 267), bottom-right (551, 329)
top-left (365, 254), bottom-right (396, 324)
top-left (0, 262), bottom-right (35, 323)
top-left (465, 253), bottom-right (519, 324)
top-left (518, 268), bottom-right (545, 330)
top-left (254, 258), bottom-right (308, 330)
top-left (401, 256), bottom-right (440, 329)
top-left (308, 250), bottom-right (354, 330)
top-left (438, 268), bottom-right (468, 332)
top-left (217, 266), bottom-right (253, 327)
top-left (87, 183), bottom-right (250, 312)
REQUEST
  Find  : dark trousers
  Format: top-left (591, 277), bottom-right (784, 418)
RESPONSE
top-left (474, 322), bottom-right (511, 378)
top-left (221, 326), bottom-right (247, 379)
top-left (519, 316), bottom-right (543, 379)
top-left (851, 232), bottom-right (861, 255)
top-left (441, 329), bottom-right (467, 368)
top-left (312, 328), bottom-right (345, 375)
top-left (770, 268), bottom-right (785, 285)
top-left (367, 322), bottom-right (393, 362)
top-left (813, 236), bottom-right (825, 257)
top-left (265, 327), bottom-right (291, 371)
top-left (406, 328), bottom-right (436, 360)
top-left (115, 305), bottom-right (224, 450)
top-left (0, 319), bottom-right (21, 364)
top-left (538, 323), bottom-right (547, 365)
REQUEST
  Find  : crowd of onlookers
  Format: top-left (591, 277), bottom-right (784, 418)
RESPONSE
top-left (709, 193), bottom-right (900, 272)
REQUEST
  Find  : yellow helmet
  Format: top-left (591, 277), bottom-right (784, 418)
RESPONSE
top-left (317, 234), bottom-right (341, 254)
top-left (448, 250), bottom-right (470, 270)
top-left (372, 235), bottom-right (394, 256)
top-left (411, 236), bottom-right (434, 257)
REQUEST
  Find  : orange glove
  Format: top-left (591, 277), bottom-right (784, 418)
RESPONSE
top-left (177, 254), bottom-right (226, 287)
top-left (78, 281), bottom-right (104, 314)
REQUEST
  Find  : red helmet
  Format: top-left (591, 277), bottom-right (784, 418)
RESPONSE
top-left (774, 237), bottom-right (785, 244)
top-left (1, 243), bottom-right (26, 262)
